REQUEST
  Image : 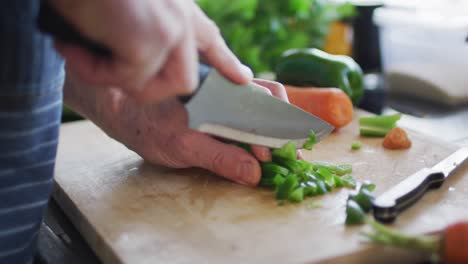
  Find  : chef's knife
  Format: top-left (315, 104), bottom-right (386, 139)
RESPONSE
top-left (185, 68), bottom-right (333, 148)
top-left (37, 1), bottom-right (334, 148)
top-left (373, 147), bottom-right (468, 223)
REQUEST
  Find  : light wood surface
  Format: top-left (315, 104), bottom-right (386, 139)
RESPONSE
top-left (54, 111), bottom-right (468, 264)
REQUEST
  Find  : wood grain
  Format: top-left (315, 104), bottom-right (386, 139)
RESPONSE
top-left (53, 111), bottom-right (468, 263)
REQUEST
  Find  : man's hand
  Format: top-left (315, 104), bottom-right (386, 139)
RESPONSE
top-left (50, 0), bottom-right (252, 103)
top-left (65, 73), bottom-right (291, 186)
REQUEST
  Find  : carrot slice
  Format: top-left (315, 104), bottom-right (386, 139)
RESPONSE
top-left (382, 127), bottom-right (412, 150)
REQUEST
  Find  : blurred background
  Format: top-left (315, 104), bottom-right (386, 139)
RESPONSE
top-left (62, 0), bottom-right (468, 145)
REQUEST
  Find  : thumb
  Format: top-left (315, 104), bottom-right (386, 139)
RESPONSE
top-left (177, 131), bottom-right (261, 186)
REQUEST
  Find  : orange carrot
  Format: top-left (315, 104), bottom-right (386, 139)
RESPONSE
top-left (284, 85), bottom-right (353, 129)
top-left (442, 222), bottom-right (468, 263)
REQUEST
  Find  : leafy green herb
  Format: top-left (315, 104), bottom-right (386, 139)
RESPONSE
top-left (359, 114), bottom-right (402, 137)
top-left (197, 0), bottom-right (357, 74)
top-left (303, 130), bottom-right (316, 150)
top-left (351, 141), bottom-right (362, 150)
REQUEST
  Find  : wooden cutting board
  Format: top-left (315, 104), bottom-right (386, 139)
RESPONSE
top-left (53, 112), bottom-right (468, 264)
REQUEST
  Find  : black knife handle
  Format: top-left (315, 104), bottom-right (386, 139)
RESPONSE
top-left (37, 0), bottom-right (113, 59)
top-left (372, 168), bottom-right (445, 223)
top-left (37, 0), bottom-right (210, 103)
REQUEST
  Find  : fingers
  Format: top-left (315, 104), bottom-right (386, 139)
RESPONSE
top-left (192, 4), bottom-right (252, 84)
top-left (54, 41), bottom-right (122, 87)
top-left (130, 26), bottom-right (199, 103)
top-left (250, 145), bottom-right (271, 162)
top-left (177, 131), bottom-right (261, 186)
top-left (252, 79), bottom-right (289, 103)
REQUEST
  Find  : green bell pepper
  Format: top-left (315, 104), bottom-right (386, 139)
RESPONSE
top-left (275, 48), bottom-right (364, 105)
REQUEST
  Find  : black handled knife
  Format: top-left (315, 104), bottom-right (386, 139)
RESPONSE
top-left (373, 147), bottom-right (468, 223)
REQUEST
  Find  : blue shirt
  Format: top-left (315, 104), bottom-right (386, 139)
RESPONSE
top-left (0, 0), bottom-right (64, 263)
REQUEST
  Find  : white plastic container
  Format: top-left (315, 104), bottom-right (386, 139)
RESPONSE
top-left (373, 3), bottom-right (468, 105)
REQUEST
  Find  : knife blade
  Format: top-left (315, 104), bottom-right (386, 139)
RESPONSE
top-left (373, 147), bottom-right (468, 223)
top-left (37, 2), bottom-right (334, 149)
top-left (185, 69), bottom-right (334, 148)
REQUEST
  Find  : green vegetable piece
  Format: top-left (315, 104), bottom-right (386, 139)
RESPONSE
top-left (315, 180), bottom-right (328, 195)
top-left (316, 167), bottom-right (335, 189)
top-left (361, 182), bottom-right (376, 192)
top-left (297, 160), bottom-right (314, 171)
top-left (359, 114), bottom-right (402, 128)
top-left (301, 181), bottom-right (318, 196)
top-left (272, 141), bottom-right (297, 163)
top-left (351, 141), bottom-right (362, 150)
top-left (303, 130), bottom-right (316, 150)
top-left (345, 200), bottom-right (366, 225)
top-left (288, 187), bottom-right (304, 202)
top-left (275, 48), bottom-right (364, 105)
top-left (261, 162), bottom-right (289, 178)
top-left (348, 188), bottom-right (374, 213)
top-left (272, 174), bottom-right (286, 187)
top-left (333, 174), bottom-right (344, 188)
top-left (342, 174), bottom-right (357, 188)
top-left (275, 174), bottom-right (298, 200)
top-left (359, 114), bottom-right (401, 137)
top-left (259, 177), bottom-right (274, 188)
top-left (311, 161), bottom-right (352, 176)
top-left (277, 159), bottom-right (304, 174)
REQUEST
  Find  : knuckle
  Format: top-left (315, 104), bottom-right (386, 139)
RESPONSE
top-left (270, 81), bottom-right (286, 93)
top-left (156, 25), bottom-right (180, 49)
top-left (211, 151), bottom-right (226, 173)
